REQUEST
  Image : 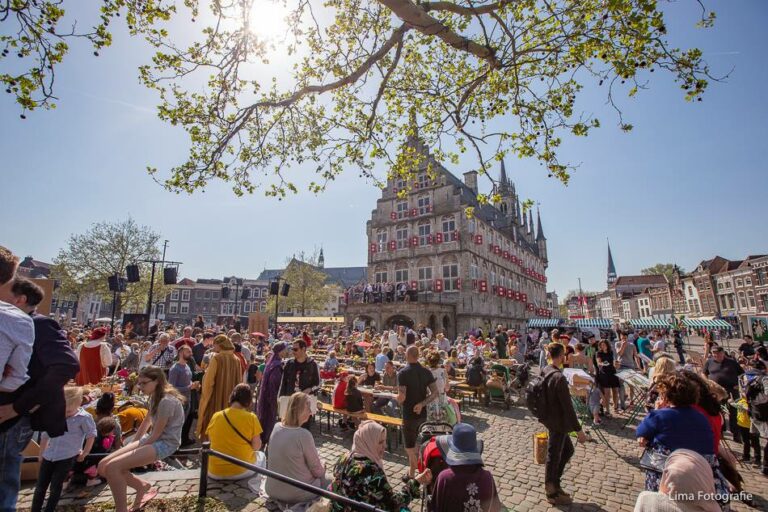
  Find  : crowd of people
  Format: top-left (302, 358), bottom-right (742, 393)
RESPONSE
top-left (2, 242), bottom-right (768, 512)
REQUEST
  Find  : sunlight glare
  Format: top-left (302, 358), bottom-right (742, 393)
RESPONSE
top-left (247, 0), bottom-right (292, 41)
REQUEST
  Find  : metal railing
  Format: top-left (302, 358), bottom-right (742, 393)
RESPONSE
top-left (199, 442), bottom-right (385, 512)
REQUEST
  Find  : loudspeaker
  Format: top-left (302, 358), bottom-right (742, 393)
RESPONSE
top-left (108, 275), bottom-right (127, 292)
top-left (126, 264), bottom-right (140, 282)
top-left (241, 287), bottom-right (250, 300)
top-left (163, 267), bottom-right (177, 285)
top-left (221, 286), bottom-right (230, 299)
top-left (281, 283), bottom-right (290, 297)
top-left (269, 282), bottom-right (279, 296)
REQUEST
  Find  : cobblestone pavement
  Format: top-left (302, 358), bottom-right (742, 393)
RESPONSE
top-left (17, 397), bottom-right (768, 512)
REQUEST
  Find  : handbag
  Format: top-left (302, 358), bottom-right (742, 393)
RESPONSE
top-left (639, 448), bottom-right (669, 473)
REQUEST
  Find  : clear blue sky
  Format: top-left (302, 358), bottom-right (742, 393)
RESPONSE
top-left (2, 0), bottom-right (766, 299)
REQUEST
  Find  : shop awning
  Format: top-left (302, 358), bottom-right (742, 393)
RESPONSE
top-left (629, 318), bottom-right (673, 329)
top-left (276, 316), bottom-right (346, 323)
top-left (527, 318), bottom-right (561, 328)
top-left (682, 318), bottom-right (732, 330)
top-left (573, 318), bottom-right (612, 329)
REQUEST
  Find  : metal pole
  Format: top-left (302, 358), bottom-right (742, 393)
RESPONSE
top-left (199, 442), bottom-right (210, 499)
top-left (578, 277), bottom-right (585, 317)
top-left (154, 240), bottom-right (168, 320)
top-left (110, 286), bottom-right (117, 333)
top-left (146, 261), bottom-right (156, 316)
top-left (274, 278), bottom-right (280, 339)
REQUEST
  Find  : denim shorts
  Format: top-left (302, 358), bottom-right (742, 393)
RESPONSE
top-left (139, 435), bottom-right (178, 460)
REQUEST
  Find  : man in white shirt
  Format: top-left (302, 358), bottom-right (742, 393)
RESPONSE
top-left (0, 246), bottom-right (37, 512)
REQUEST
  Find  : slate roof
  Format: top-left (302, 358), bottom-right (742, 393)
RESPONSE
top-left (257, 262), bottom-right (366, 288)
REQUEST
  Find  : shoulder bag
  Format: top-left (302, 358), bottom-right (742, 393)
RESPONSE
top-left (222, 410), bottom-right (252, 445)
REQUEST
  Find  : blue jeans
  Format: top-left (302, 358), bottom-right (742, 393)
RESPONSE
top-left (0, 416), bottom-right (34, 512)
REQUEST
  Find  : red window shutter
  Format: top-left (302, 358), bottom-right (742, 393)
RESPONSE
top-left (434, 278), bottom-right (443, 292)
top-left (457, 278), bottom-right (462, 290)
top-left (435, 232), bottom-right (443, 244)
top-left (479, 280), bottom-right (487, 292)
top-left (393, 188), bottom-right (398, 194)
top-left (414, 182), bottom-right (420, 189)
top-left (427, 234), bottom-right (433, 244)
top-left (388, 241), bottom-right (396, 251)
top-left (390, 212), bottom-right (397, 220)
top-left (507, 289), bottom-right (514, 299)
top-left (452, 230), bottom-right (459, 241)
top-left (503, 251), bottom-right (509, 259)
top-left (522, 293), bottom-right (528, 302)
top-left (369, 243), bottom-right (377, 253)
top-left (515, 292), bottom-right (521, 301)
top-left (475, 234), bottom-right (483, 245)
top-left (410, 280), bottom-right (418, 290)
top-left (410, 208), bottom-right (418, 217)
top-left (410, 236), bottom-right (418, 247)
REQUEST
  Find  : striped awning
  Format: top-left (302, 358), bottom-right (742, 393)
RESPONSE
top-left (527, 318), bottom-right (561, 328)
top-left (573, 318), bottom-right (612, 329)
top-left (629, 318), bottom-right (673, 329)
top-left (683, 318), bottom-right (732, 330)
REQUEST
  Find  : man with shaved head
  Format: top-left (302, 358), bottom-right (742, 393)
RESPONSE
top-left (397, 345), bottom-right (439, 476)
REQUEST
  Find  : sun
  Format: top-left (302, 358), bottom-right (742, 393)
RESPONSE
top-left (247, 0), bottom-right (292, 41)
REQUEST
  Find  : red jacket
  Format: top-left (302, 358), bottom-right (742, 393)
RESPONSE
top-left (333, 380), bottom-right (348, 409)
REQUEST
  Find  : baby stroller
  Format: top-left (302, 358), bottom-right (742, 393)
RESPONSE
top-left (486, 364), bottom-right (512, 409)
top-left (417, 422), bottom-right (453, 512)
top-left (508, 361), bottom-right (531, 404)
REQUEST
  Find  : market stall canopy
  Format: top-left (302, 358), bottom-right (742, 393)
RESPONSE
top-left (527, 318), bottom-right (561, 328)
top-left (682, 318), bottom-right (732, 329)
top-left (629, 318), bottom-right (673, 329)
top-left (573, 318), bottom-right (612, 329)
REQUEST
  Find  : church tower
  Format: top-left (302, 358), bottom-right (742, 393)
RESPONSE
top-left (607, 240), bottom-right (617, 287)
top-left (494, 160), bottom-right (517, 220)
top-left (318, 247), bottom-right (325, 269)
top-left (537, 207), bottom-right (548, 268)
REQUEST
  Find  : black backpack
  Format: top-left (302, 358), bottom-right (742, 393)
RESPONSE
top-left (525, 370), bottom-right (554, 420)
top-left (746, 376), bottom-right (768, 422)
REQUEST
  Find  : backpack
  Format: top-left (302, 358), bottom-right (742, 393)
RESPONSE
top-left (746, 375), bottom-right (768, 422)
top-left (467, 364), bottom-right (484, 387)
top-left (525, 370), bottom-right (555, 420)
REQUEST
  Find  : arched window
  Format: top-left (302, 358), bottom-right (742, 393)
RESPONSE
top-left (396, 224), bottom-right (409, 249)
top-left (374, 264), bottom-right (388, 283)
top-left (417, 258), bottom-right (433, 291)
top-left (747, 290), bottom-right (756, 308)
top-left (417, 193), bottom-right (431, 215)
top-left (441, 215), bottom-right (455, 240)
top-left (418, 220), bottom-right (431, 246)
top-left (395, 261), bottom-right (409, 284)
top-left (442, 255), bottom-right (460, 291)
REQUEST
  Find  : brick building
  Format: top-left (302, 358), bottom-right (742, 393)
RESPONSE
top-left (343, 138), bottom-right (549, 337)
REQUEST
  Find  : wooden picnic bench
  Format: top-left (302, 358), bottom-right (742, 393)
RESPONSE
top-left (317, 402), bottom-right (403, 451)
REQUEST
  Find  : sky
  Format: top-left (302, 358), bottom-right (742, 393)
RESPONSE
top-left (2, 0), bottom-right (767, 299)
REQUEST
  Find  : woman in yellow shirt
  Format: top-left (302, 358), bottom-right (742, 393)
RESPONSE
top-left (206, 383), bottom-right (263, 480)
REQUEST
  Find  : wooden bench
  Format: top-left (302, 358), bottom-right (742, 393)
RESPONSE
top-left (317, 403), bottom-right (403, 451)
top-left (452, 383), bottom-right (486, 405)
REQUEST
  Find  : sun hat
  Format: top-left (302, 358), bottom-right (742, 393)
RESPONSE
top-left (436, 423), bottom-right (484, 466)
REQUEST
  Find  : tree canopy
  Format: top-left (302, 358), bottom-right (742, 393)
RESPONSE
top-left (50, 218), bottom-right (171, 314)
top-left (641, 262), bottom-right (681, 282)
top-left (3, 0), bottom-right (718, 200)
top-left (267, 251), bottom-right (335, 316)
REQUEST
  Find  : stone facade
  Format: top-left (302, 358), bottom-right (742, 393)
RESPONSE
top-left (344, 139), bottom-right (549, 337)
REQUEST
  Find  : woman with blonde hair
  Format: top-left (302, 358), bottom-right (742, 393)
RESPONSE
top-left (265, 392), bottom-right (328, 505)
top-left (196, 335), bottom-right (243, 441)
top-left (98, 366), bottom-right (185, 512)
